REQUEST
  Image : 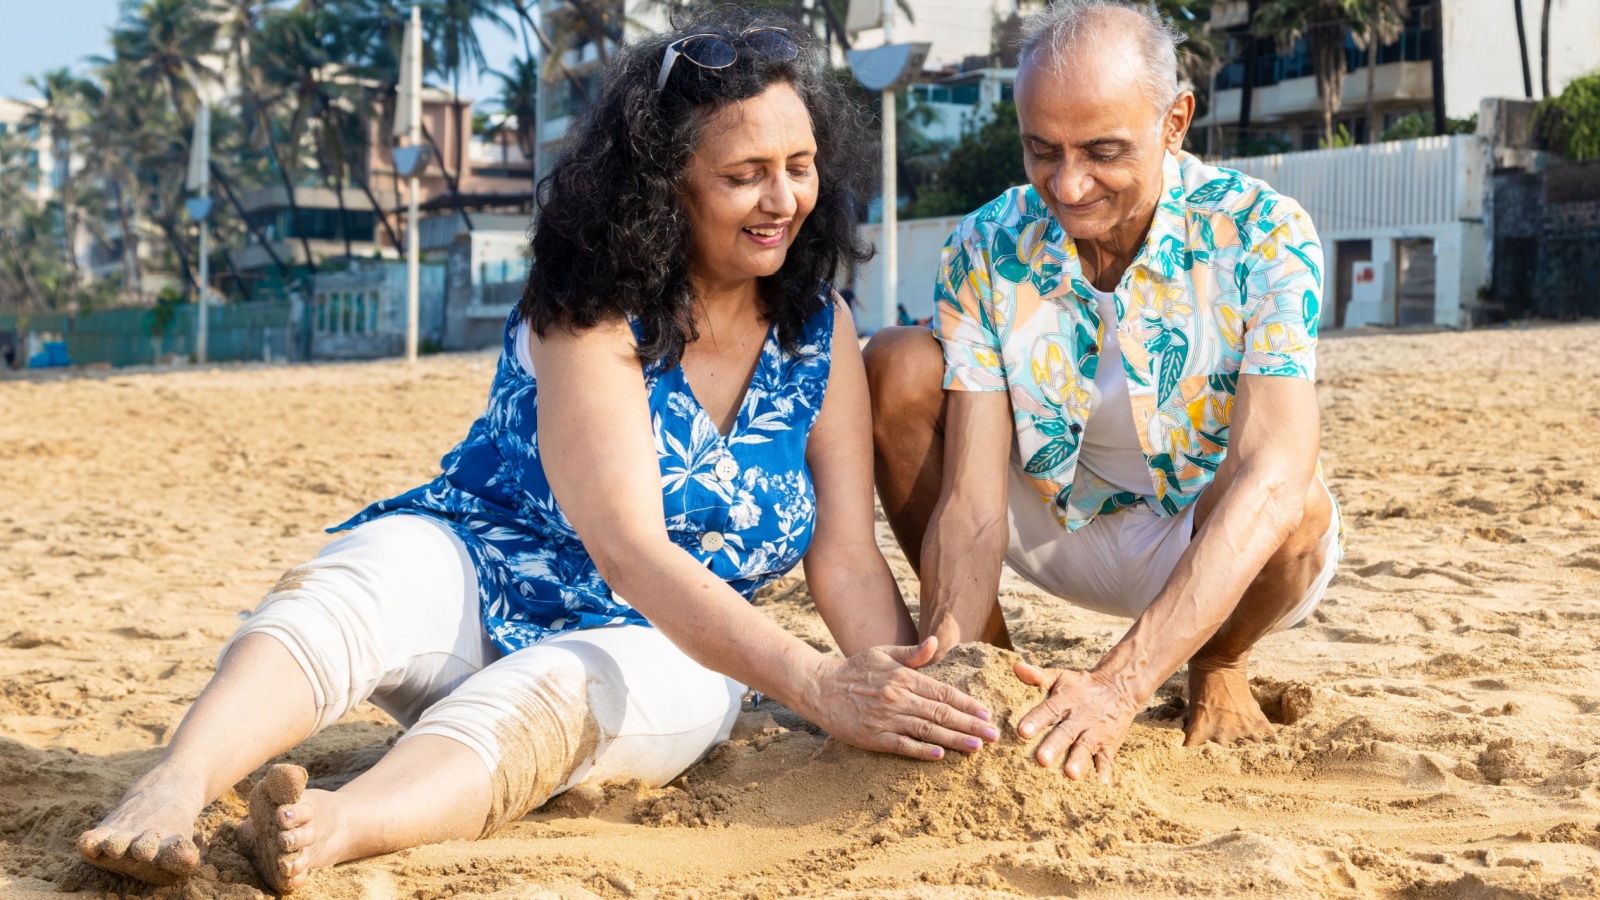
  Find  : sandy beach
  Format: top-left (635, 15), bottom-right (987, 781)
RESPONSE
top-left (3, 322), bottom-right (1599, 899)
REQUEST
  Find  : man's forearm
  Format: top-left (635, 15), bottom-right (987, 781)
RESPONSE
top-left (1093, 466), bottom-right (1308, 703)
top-left (917, 492), bottom-right (1008, 644)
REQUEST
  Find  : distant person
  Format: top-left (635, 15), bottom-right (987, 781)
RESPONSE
top-left (77, 12), bottom-right (995, 893)
top-left (865, 0), bottom-right (1339, 784)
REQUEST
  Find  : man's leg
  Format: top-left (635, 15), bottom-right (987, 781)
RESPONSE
top-left (1182, 464), bottom-right (1335, 745)
top-left (863, 327), bottom-right (1010, 647)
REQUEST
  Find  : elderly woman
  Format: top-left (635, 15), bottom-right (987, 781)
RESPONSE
top-left (75, 12), bottom-right (998, 893)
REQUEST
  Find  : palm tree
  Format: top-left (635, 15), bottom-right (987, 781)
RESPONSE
top-left (1253, 0), bottom-right (1404, 145)
top-left (21, 69), bottom-right (87, 281)
top-left (1539, 0), bottom-right (1554, 99)
top-left (430, 0), bottom-right (515, 213)
top-left (1512, 0), bottom-right (1533, 99)
top-left (493, 55), bottom-right (540, 194)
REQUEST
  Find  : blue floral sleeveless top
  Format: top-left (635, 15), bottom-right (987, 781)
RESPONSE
top-left (335, 301), bottom-right (835, 653)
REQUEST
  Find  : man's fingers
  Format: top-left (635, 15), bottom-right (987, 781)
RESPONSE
top-left (1063, 738), bottom-right (1096, 781)
top-left (1094, 748), bottom-right (1114, 784)
top-left (1017, 695), bottom-right (1066, 740)
top-left (1033, 719), bottom-right (1080, 768)
top-left (1013, 660), bottom-right (1048, 686)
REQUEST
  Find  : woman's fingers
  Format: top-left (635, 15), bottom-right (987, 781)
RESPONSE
top-left (881, 732), bottom-right (945, 761)
top-left (902, 672), bottom-right (993, 725)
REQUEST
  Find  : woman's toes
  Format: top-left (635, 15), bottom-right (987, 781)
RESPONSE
top-left (98, 830), bottom-right (135, 858)
top-left (156, 836), bottom-right (201, 875)
top-left (278, 822), bottom-right (313, 853)
top-left (128, 830), bottom-right (163, 862)
top-left (277, 802), bottom-right (311, 830)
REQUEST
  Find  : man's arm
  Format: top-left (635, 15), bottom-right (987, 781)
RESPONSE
top-left (1017, 373), bottom-right (1321, 778)
top-left (917, 389), bottom-right (1015, 655)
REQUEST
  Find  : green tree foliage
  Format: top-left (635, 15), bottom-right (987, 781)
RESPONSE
top-left (909, 101), bottom-right (1028, 219)
top-left (1379, 110), bottom-right (1476, 142)
top-left (1536, 70), bottom-right (1600, 161)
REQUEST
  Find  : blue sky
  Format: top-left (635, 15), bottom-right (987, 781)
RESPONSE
top-left (2, 0), bottom-right (523, 105)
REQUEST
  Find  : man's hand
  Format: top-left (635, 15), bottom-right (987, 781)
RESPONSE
top-left (1014, 662), bottom-right (1142, 783)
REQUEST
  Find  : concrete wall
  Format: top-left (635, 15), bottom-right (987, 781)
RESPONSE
top-left (1445, 0), bottom-right (1600, 117)
top-left (852, 214), bottom-right (966, 332)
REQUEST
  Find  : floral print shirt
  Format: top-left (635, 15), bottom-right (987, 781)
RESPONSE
top-left (336, 302), bottom-right (834, 653)
top-left (935, 151), bottom-right (1322, 531)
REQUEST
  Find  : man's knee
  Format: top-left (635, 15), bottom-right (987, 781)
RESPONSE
top-left (1267, 480), bottom-right (1333, 572)
top-left (863, 326), bottom-right (945, 426)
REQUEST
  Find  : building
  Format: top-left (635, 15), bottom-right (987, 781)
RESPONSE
top-left (232, 87), bottom-right (533, 277)
top-left (0, 98), bottom-right (53, 201)
top-left (907, 66), bottom-right (1017, 143)
top-left (1195, 0), bottom-right (1600, 152)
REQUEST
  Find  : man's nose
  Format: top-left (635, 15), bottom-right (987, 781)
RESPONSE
top-left (1050, 163), bottom-right (1095, 206)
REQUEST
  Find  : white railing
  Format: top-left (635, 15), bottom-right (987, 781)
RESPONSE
top-left (1209, 134), bottom-right (1485, 234)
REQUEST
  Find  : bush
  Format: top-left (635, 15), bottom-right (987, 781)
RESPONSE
top-left (1379, 111), bottom-right (1477, 142)
top-left (910, 101), bottom-right (1029, 218)
top-left (1536, 71), bottom-right (1600, 161)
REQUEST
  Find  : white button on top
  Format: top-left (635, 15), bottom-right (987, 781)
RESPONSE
top-left (700, 531), bottom-right (726, 553)
top-left (714, 457), bottom-right (739, 482)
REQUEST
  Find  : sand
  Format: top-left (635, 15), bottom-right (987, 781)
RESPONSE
top-left (2, 322), bottom-right (1599, 899)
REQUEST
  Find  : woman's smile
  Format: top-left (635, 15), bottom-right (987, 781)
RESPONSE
top-left (741, 220), bottom-right (790, 247)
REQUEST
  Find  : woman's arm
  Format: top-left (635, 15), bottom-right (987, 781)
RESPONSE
top-left (529, 317), bottom-right (995, 760)
top-left (801, 296), bottom-right (918, 657)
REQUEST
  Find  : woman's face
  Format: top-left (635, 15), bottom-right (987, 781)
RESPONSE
top-left (681, 82), bottom-right (819, 290)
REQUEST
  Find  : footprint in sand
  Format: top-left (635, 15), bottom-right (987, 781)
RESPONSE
top-left (239, 763), bottom-right (309, 893)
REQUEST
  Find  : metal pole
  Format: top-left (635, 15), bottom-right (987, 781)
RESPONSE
top-left (406, 3), bottom-right (422, 363)
top-left (197, 220), bottom-right (209, 363)
top-left (879, 0), bottom-right (898, 332)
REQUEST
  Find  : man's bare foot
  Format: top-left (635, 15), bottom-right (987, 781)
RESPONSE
top-left (238, 764), bottom-right (346, 894)
top-left (1183, 661), bottom-right (1276, 746)
top-left (75, 772), bottom-right (204, 886)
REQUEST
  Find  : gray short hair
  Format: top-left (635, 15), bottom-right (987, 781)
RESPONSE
top-left (1017, 0), bottom-right (1185, 108)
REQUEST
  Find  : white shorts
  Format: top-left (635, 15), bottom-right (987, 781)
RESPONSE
top-left (1004, 464), bottom-right (1339, 633)
top-left (222, 514), bottom-right (744, 833)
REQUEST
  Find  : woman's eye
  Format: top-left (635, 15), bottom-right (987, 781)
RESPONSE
top-left (728, 172), bottom-right (762, 186)
top-left (788, 166), bottom-right (811, 179)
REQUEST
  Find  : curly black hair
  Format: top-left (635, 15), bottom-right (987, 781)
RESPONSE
top-left (519, 7), bottom-right (876, 366)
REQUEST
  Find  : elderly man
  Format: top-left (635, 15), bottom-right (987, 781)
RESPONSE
top-left (865, 0), bottom-right (1340, 783)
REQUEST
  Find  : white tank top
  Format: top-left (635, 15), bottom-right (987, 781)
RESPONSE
top-left (1078, 285), bottom-right (1155, 497)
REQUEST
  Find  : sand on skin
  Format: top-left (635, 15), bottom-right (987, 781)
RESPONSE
top-left (2, 323), bottom-right (1600, 898)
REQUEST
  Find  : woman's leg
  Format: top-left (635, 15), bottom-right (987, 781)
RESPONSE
top-left (76, 634), bottom-right (317, 885)
top-left (237, 623), bottom-right (745, 892)
top-left (77, 514), bottom-right (493, 886)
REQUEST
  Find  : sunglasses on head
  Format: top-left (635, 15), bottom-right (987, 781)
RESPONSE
top-left (655, 26), bottom-right (800, 93)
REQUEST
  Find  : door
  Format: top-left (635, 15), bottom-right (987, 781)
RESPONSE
top-left (1334, 239), bottom-right (1372, 328)
top-left (1395, 238), bottom-right (1436, 326)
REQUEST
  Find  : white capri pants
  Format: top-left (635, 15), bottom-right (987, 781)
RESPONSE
top-left (223, 513), bottom-right (744, 834)
top-left (1004, 464), bottom-right (1341, 631)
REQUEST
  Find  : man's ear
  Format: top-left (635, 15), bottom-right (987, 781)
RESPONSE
top-left (1165, 91), bottom-right (1196, 153)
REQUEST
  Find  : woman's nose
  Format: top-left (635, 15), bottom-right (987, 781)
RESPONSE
top-left (760, 173), bottom-right (798, 218)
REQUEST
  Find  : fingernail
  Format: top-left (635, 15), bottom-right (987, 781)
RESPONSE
top-left (965, 737), bottom-right (981, 750)
top-left (1019, 723), bottom-right (1035, 738)
top-left (931, 747), bottom-right (944, 759)
top-left (977, 709), bottom-right (992, 721)
top-left (982, 728), bottom-right (1000, 741)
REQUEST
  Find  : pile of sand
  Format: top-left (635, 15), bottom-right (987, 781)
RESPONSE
top-left (4, 323), bottom-right (1600, 898)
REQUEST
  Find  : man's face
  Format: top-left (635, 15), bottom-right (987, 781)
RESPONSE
top-left (1014, 53), bottom-right (1192, 244)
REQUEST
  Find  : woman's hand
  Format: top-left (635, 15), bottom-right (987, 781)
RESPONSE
top-left (801, 638), bottom-right (999, 760)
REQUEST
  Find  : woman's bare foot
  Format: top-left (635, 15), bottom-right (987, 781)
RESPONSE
top-left (75, 770), bottom-right (204, 886)
top-left (1183, 661), bottom-right (1277, 746)
top-left (237, 764), bottom-right (349, 894)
